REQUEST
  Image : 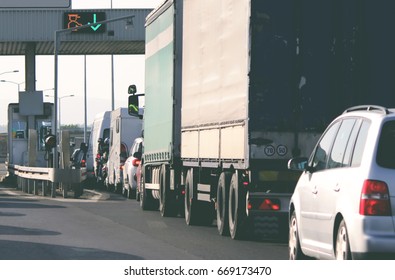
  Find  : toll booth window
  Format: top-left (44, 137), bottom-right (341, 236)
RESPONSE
top-left (37, 120), bottom-right (52, 151)
top-left (12, 120), bottom-right (27, 139)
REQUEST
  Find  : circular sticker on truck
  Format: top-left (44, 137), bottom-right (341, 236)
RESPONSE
top-left (277, 145), bottom-right (288, 156)
top-left (264, 145), bottom-right (275, 156)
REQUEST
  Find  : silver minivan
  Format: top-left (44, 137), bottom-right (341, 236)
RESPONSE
top-left (288, 105), bottom-right (395, 260)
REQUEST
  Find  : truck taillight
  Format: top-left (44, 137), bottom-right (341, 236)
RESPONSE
top-left (360, 180), bottom-right (391, 216)
top-left (248, 198), bottom-right (280, 211)
top-left (81, 159), bottom-right (86, 167)
top-left (132, 159), bottom-right (141, 167)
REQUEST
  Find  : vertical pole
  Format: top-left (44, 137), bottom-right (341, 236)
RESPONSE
top-left (59, 98), bottom-right (62, 132)
top-left (111, 0), bottom-right (115, 110)
top-left (25, 43), bottom-right (36, 93)
top-left (84, 55), bottom-right (88, 143)
top-left (111, 57), bottom-right (115, 110)
top-left (34, 180), bottom-right (38, 195)
top-left (53, 31), bottom-right (60, 198)
top-left (54, 31), bottom-right (59, 169)
top-left (25, 43), bottom-right (37, 136)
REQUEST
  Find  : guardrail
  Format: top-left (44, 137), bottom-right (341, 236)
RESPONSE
top-left (10, 164), bottom-right (87, 198)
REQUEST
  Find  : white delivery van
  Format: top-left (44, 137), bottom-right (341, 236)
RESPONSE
top-left (105, 107), bottom-right (142, 192)
top-left (87, 111), bottom-right (111, 182)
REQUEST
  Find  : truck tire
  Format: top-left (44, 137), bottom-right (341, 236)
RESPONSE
top-left (184, 169), bottom-right (198, 225)
top-left (228, 171), bottom-right (246, 239)
top-left (140, 170), bottom-right (158, 211)
top-left (139, 180), bottom-right (148, 210)
top-left (217, 171), bottom-right (231, 236)
top-left (159, 165), bottom-right (177, 217)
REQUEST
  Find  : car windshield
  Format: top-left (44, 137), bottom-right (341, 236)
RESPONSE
top-left (377, 120), bottom-right (395, 169)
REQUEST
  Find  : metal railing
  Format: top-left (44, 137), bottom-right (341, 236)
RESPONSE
top-left (12, 163), bottom-right (87, 198)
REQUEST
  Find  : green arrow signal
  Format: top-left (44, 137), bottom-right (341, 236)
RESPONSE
top-left (88, 14), bottom-right (102, 31)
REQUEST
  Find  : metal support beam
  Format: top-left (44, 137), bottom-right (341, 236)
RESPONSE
top-left (25, 42), bottom-right (36, 92)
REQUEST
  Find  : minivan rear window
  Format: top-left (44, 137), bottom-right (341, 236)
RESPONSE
top-left (350, 120), bottom-right (370, 167)
top-left (377, 121), bottom-right (395, 169)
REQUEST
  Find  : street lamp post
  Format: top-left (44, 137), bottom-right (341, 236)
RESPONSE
top-left (0, 70), bottom-right (19, 76)
top-left (0, 80), bottom-right (25, 92)
top-left (58, 94), bottom-right (75, 131)
top-left (46, 94), bottom-right (75, 131)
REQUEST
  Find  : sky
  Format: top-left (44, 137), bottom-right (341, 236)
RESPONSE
top-left (0, 0), bottom-right (163, 128)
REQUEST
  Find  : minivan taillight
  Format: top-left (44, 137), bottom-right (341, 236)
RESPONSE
top-left (360, 180), bottom-right (391, 216)
top-left (132, 158), bottom-right (141, 167)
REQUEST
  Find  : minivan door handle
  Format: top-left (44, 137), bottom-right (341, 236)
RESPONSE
top-left (333, 184), bottom-right (340, 192)
top-left (312, 186), bottom-right (318, 194)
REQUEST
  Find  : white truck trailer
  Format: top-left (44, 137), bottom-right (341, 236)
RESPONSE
top-left (179, 0), bottom-right (322, 240)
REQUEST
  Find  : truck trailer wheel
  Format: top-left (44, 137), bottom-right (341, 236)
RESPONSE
top-left (184, 169), bottom-right (198, 225)
top-left (228, 172), bottom-right (247, 239)
top-left (159, 165), bottom-right (177, 217)
top-left (140, 170), bottom-right (158, 211)
top-left (217, 171), bottom-right (231, 236)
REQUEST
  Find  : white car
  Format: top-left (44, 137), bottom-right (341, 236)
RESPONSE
top-left (122, 137), bottom-right (143, 199)
top-left (288, 105), bottom-right (395, 260)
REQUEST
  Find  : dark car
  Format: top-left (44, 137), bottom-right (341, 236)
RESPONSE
top-left (70, 143), bottom-right (87, 169)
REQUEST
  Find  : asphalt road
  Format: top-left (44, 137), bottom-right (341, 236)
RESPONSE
top-left (0, 180), bottom-right (288, 260)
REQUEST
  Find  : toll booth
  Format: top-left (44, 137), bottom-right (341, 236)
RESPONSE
top-left (7, 91), bottom-right (54, 175)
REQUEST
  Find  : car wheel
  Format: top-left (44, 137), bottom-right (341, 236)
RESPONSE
top-left (336, 220), bottom-right (352, 260)
top-left (136, 183), bottom-right (140, 202)
top-left (136, 191), bottom-right (140, 201)
top-left (128, 187), bottom-right (136, 199)
top-left (289, 211), bottom-right (307, 260)
top-left (122, 181), bottom-right (128, 198)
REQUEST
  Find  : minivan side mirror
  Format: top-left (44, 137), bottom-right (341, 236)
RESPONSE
top-left (288, 157), bottom-right (308, 171)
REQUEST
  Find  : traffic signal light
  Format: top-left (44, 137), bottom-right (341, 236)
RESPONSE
top-left (44, 134), bottom-right (56, 151)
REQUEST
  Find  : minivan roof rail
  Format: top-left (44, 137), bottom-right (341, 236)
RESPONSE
top-left (343, 105), bottom-right (389, 114)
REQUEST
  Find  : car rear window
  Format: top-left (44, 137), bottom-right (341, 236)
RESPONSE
top-left (377, 121), bottom-right (395, 169)
top-left (350, 120), bottom-right (370, 167)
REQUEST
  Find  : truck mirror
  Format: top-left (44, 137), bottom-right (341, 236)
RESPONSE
top-left (128, 95), bottom-right (139, 116)
top-left (128, 85), bottom-right (137, 94)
